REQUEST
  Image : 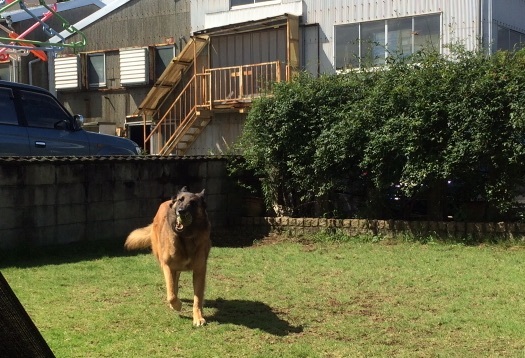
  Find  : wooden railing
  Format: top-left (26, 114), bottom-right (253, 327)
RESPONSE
top-left (206, 61), bottom-right (283, 105)
top-left (145, 61), bottom-right (285, 154)
top-left (145, 73), bottom-right (210, 154)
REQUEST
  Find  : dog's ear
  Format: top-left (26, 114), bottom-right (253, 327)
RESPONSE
top-left (180, 186), bottom-right (189, 193)
top-left (169, 195), bottom-right (177, 208)
top-left (198, 189), bottom-right (207, 208)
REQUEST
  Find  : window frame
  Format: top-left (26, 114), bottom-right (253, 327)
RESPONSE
top-left (334, 13), bottom-right (441, 71)
top-left (155, 45), bottom-right (176, 80)
top-left (87, 53), bottom-right (106, 89)
top-left (0, 62), bottom-right (12, 82)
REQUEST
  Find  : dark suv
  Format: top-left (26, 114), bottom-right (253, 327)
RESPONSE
top-left (0, 80), bottom-right (140, 156)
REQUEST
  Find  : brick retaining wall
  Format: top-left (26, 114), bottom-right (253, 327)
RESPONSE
top-left (241, 216), bottom-right (525, 240)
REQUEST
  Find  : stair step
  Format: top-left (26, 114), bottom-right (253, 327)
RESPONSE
top-left (157, 100), bottom-right (213, 155)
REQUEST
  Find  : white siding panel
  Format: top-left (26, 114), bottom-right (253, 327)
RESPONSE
top-left (301, 0), bottom-right (480, 72)
top-left (191, 0), bottom-right (525, 73)
top-left (55, 56), bottom-right (80, 90)
top-left (440, 0), bottom-right (479, 52)
top-left (119, 47), bottom-right (149, 86)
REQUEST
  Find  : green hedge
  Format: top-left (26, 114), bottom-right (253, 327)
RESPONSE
top-left (232, 46), bottom-right (525, 221)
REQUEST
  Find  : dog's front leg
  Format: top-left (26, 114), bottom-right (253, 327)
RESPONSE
top-left (192, 263), bottom-right (207, 326)
top-left (162, 264), bottom-right (182, 311)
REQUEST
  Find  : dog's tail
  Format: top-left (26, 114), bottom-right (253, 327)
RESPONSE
top-left (124, 224), bottom-right (153, 250)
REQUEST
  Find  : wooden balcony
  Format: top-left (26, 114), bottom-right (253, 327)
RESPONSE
top-left (145, 61), bottom-right (287, 155)
top-left (207, 61), bottom-right (284, 109)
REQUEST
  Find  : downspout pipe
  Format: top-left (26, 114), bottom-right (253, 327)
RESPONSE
top-left (479, 0), bottom-right (494, 54)
top-left (479, 0), bottom-right (483, 50)
top-left (28, 57), bottom-right (41, 85)
top-left (487, 0), bottom-right (493, 54)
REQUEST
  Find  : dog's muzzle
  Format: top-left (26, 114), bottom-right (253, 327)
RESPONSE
top-left (176, 211), bottom-right (193, 230)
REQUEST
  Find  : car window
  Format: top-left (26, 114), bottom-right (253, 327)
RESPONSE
top-left (20, 90), bottom-right (72, 129)
top-left (0, 88), bottom-right (18, 125)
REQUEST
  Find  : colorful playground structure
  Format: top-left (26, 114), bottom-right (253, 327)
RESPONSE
top-left (0, 0), bottom-right (86, 62)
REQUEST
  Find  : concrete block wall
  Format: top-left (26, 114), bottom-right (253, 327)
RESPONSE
top-left (0, 156), bottom-right (243, 250)
top-left (3, 155), bottom-right (524, 251)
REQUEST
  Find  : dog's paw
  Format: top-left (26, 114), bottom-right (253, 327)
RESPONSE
top-left (193, 317), bottom-right (206, 327)
top-left (169, 298), bottom-right (182, 311)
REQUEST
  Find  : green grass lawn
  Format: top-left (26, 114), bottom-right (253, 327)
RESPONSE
top-left (2, 235), bottom-right (525, 357)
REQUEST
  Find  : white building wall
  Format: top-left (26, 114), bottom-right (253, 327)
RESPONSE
top-left (190, 0), bottom-right (505, 74)
top-left (302, 0), bottom-right (484, 73)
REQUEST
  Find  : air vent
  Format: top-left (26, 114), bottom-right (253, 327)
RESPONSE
top-left (55, 56), bottom-right (80, 90)
top-left (119, 47), bottom-right (149, 86)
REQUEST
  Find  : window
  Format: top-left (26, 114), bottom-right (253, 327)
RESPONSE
top-left (361, 20), bottom-right (386, 66)
top-left (335, 14), bottom-right (441, 70)
top-left (155, 46), bottom-right (176, 79)
top-left (87, 53), bottom-right (106, 88)
top-left (388, 18), bottom-right (413, 57)
top-left (231, 0), bottom-right (275, 7)
top-left (497, 25), bottom-right (525, 51)
top-left (20, 90), bottom-right (71, 129)
top-left (0, 88), bottom-right (18, 125)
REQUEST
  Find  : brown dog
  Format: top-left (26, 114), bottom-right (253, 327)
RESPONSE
top-left (124, 187), bottom-right (211, 326)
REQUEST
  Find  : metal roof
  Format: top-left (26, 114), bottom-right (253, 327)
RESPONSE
top-left (194, 14), bottom-right (290, 37)
top-left (2, 0), bottom-right (133, 45)
top-left (4, 0), bottom-right (106, 22)
top-left (49, 0), bottom-right (134, 44)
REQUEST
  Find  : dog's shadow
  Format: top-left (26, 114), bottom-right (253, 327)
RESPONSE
top-left (183, 298), bottom-right (303, 336)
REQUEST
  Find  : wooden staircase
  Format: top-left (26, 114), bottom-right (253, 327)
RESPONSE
top-left (145, 72), bottom-right (211, 155)
top-left (141, 58), bottom-right (285, 155)
top-left (158, 109), bottom-right (212, 155)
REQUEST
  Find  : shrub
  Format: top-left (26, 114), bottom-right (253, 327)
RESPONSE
top-left (232, 46), bottom-right (525, 221)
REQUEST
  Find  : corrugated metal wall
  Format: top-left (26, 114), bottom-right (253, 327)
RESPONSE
top-left (493, 0), bottom-right (525, 32)
top-left (185, 113), bottom-right (246, 156)
top-left (191, 0), bottom-right (490, 75)
top-left (210, 28), bottom-right (287, 68)
top-left (300, 0), bottom-right (482, 73)
top-left (55, 0), bottom-right (191, 130)
top-left (62, 0), bottom-right (190, 52)
top-left (302, 24), bottom-right (319, 76)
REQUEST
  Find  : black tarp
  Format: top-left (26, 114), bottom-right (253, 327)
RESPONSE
top-left (0, 272), bottom-right (55, 358)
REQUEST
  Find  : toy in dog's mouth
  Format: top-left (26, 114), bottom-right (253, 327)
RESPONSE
top-left (176, 212), bottom-right (193, 230)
